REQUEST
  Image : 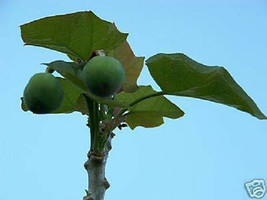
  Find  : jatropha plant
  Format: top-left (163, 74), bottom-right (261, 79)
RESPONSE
top-left (20, 11), bottom-right (266, 200)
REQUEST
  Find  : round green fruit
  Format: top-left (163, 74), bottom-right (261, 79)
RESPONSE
top-left (82, 56), bottom-right (125, 97)
top-left (23, 73), bottom-right (64, 114)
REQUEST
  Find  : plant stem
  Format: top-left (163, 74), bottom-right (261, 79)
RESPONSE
top-left (85, 94), bottom-right (99, 152)
top-left (83, 134), bottom-right (113, 200)
top-left (83, 94), bottom-right (112, 200)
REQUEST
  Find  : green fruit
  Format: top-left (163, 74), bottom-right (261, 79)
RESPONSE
top-left (23, 73), bottom-right (64, 114)
top-left (82, 56), bottom-right (125, 97)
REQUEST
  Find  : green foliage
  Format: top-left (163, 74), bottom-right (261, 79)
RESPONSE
top-left (20, 11), bottom-right (266, 128)
top-left (53, 78), bottom-right (85, 114)
top-left (82, 56), bottom-right (125, 98)
top-left (116, 86), bottom-right (184, 129)
top-left (21, 11), bottom-right (127, 61)
top-left (23, 73), bottom-right (63, 114)
top-left (45, 61), bottom-right (84, 79)
top-left (108, 40), bottom-right (144, 92)
top-left (146, 53), bottom-right (266, 119)
top-left (43, 60), bottom-right (127, 108)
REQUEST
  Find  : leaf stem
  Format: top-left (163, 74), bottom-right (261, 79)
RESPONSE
top-left (116, 91), bottom-right (166, 117)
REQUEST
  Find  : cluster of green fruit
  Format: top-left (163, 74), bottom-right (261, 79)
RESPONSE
top-left (23, 56), bottom-right (125, 114)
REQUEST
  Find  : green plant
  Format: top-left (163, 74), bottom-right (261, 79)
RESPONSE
top-left (82, 55), bottom-right (125, 97)
top-left (20, 11), bottom-right (266, 200)
top-left (23, 72), bottom-right (64, 114)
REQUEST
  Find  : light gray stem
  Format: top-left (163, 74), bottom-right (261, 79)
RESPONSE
top-left (87, 154), bottom-right (109, 200)
top-left (84, 133), bottom-right (114, 200)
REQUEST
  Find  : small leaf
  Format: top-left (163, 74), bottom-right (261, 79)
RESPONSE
top-left (117, 85), bottom-right (184, 129)
top-left (44, 60), bottom-right (128, 108)
top-left (43, 61), bottom-right (86, 90)
top-left (21, 11), bottom-right (128, 61)
top-left (108, 39), bottom-right (144, 92)
top-left (146, 53), bottom-right (266, 119)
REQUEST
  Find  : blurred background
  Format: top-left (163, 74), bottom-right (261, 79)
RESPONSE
top-left (0, 0), bottom-right (267, 199)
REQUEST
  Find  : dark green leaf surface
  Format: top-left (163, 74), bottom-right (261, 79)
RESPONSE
top-left (117, 85), bottom-right (184, 129)
top-left (21, 11), bottom-right (128, 61)
top-left (108, 40), bottom-right (144, 92)
top-left (146, 53), bottom-right (266, 119)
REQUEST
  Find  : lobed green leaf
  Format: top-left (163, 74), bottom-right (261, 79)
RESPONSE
top-left (108, 38), bottom-right (144, 93)
top-left (21, 11), bottom-right (128, 61)
top-left (116, 85), bottom-right (184, 129)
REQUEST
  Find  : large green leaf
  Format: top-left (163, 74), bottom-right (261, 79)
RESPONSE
top-left (108, 39), bottom-right (144, 92)
top-left (116, 85), bottom-right (184, 129)
top-left (146, 53), bottom-right (266, 119)
top-left (44, 61), bottom-right (128, 108)
top-left (21, 11), bottom-right (128, 61)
